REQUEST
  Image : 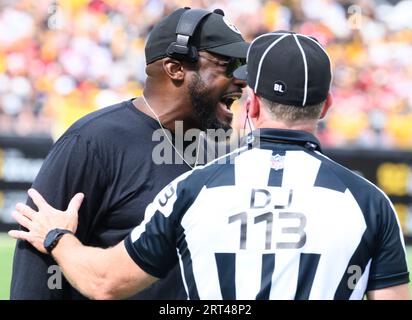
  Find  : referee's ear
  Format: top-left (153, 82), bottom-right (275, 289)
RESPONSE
top-left (319, 93), bottom-right (333, 119)
top-left (248, 90), bottom-right (260, 120)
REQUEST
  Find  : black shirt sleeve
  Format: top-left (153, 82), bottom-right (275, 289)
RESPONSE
top-left (10, 134), bottom-right (108, 299)
top-left (367, 195), bottom-right (410, 291)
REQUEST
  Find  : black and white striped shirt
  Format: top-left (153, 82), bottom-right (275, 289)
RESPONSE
top-left (125, 128), bottom-right (409, 300)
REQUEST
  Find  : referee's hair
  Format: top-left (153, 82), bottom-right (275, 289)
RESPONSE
top-left (260, 97), bottom-right (325, 123)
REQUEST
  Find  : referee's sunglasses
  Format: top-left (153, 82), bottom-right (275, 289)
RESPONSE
top-left (198, 54), bottom-right (245, 78)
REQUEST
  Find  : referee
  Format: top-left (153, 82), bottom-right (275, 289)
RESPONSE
top-left (10, 31), bottom-right (410, 299)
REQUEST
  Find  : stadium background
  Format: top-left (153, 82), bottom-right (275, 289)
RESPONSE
top-left (0, 0), bottom-right (412, 299)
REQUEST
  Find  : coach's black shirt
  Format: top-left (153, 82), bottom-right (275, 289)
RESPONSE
top-left (11, 99), bottom-right (189, 299)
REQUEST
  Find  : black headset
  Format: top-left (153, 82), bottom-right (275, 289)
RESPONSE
top-left (166, 8), bottom-right (217, 62)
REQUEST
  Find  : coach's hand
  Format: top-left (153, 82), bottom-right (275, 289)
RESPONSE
top-left (8, 188), bottom-right (84, 254)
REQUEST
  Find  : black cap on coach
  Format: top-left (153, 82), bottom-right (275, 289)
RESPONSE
top-left (233, 31), bottom-right (332, 106)
top-left (145, 7), bottom-right (249, 64)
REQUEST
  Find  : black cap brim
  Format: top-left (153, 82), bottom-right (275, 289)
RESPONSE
top-left (206, 41), bottom-right (250, 59)
top-left (233, 64), bottom-right (247, 80)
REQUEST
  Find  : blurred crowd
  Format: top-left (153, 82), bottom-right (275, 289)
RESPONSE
top-left (0, 0), bottom-right (412, 148)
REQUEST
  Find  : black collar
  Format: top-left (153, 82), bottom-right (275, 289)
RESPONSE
top-left (249, 128), bottom-right (323, 153)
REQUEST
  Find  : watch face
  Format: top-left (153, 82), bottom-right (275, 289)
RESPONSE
top-left (44, 229), bottom-right (59, 252)
top-left (44, 229), bottom-right (69, 253)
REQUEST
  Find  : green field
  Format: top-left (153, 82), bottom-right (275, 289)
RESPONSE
top-left (0, 234), bottom-right (15, 300)
top-left (0, 234), bottom-right (412, 300)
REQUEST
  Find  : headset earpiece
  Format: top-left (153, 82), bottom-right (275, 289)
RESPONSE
top-left (166, 8), bottom-right (212, 62)
top-left (166, 42), bottom-right (198, 62)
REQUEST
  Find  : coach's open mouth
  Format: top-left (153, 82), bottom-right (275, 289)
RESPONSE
top-left (220, 92), bottom-right (242, 110)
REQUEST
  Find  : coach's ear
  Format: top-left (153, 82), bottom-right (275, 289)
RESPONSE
top-left (163, 58), bottom-right (185, 81)
top-left (319, 93), bottom-right (333, 119)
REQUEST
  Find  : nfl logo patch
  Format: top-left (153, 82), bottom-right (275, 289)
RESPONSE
top-left (270, 154), bottom-right (285, 171)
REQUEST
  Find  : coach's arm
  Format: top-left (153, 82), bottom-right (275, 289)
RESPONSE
top-left (9, 189), bottom-right (157, 300)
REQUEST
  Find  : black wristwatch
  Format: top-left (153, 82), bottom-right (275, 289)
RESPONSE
top-left (44, 229), bottom-right (74, 254)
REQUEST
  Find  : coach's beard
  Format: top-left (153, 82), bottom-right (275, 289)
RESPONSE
top-left (189, 73), bottom-right (232, 132)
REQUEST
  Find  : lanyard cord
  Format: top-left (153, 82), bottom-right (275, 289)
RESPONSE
top-left (141, 95), bottom-right (204, 169)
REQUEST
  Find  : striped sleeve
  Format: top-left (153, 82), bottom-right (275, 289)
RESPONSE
top-left (367, 194), bottom-right (410, 290)
top-left (124, 170), bottom-right (193, 278)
